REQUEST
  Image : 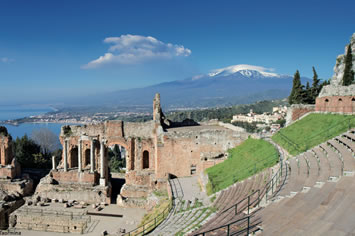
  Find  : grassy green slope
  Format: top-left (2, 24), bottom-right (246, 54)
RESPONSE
top-left (206, 138), bottom-right (279, 195)
top-left (272, 113), bottom-right (355, 156)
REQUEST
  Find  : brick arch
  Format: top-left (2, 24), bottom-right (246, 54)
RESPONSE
top-left (107, 140), bottom-right (132, 170)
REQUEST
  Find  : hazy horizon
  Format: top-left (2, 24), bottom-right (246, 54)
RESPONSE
top-left (1, 0), bottom-right (355, 105)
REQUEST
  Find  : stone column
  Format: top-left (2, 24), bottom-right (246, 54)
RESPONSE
top-left (100, 141), bottom-right (105, 179)
top-left (52, 156), bottom-right (56, 170)
top-left (99, 140), bottom-right (107, 186)
top-left (90, 139), bottom-right (95, 173)
top-left (64, 140), bottom-right (68, 172)
top-left (78, 139), bottom-right (82, 172)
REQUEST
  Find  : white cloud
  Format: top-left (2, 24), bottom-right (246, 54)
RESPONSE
top-left (82, 34), bottom-right (191, 69)
top-left (1, 57), bottom-right (14, 63)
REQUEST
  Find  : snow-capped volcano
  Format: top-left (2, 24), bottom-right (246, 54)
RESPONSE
top-left (208, 64), bottom-right (280, 78)
top-left (80, 64), bottom-right (311, 108)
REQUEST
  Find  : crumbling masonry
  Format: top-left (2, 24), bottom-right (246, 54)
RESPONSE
top-left (35, 94), bottom-right (247, 206)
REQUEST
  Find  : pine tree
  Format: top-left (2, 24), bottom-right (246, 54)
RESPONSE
top-left (312, 66), bottom-right (320, 88)
top-left (310, 66), bottom-right (320, 104)
top-left (306, 81), bottom-right (310, 90)
top-left (289, 70), bottom-right (304, 104)
top-left (342, 44), bottom-right (354, 86)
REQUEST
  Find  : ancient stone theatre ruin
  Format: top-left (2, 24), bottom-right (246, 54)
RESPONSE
top-left (35, 93), bottom-right (246, 206)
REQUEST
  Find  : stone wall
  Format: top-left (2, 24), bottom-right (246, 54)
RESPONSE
top-left (312, 33), bottom-right (355, 114)
top-left (51, 169), bottom-right (99, 185)
top-left (0, 199), bottom-right (25, 230)
top-left (12, 210), bottom-right (89, 233)
top-left (285, 104), bottom-right (315, 126)
top-left (316, 95), bottom-right (355, 113)
top-left (154, 126), bottom-right (246, 179)
top-left (0, 179), bottom-right (33, 197)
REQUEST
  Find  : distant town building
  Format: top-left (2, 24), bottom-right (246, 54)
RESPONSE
top-left (231, 107), bottom-right (286, 125)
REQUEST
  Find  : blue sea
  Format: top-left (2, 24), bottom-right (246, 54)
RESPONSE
top-left (0, 105), bottom-right (75, 138)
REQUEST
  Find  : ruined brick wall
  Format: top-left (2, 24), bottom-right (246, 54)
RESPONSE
top-left (291, 106), bottom-right (315, 121)
top-left (285, 104), bottom-right (315, 126)
top-left (52, 170), bottom-right (98, 185)
top-left (154, 126), bottom-right (246, 179)
top-left (13, 210), bottom-right (89, 233)
top-left (0, 179), bottom-right (33, 196)
top-left (315, 96), bottom-right (355, 113)
top-left (201, 159), bottom-right (225, 171)
top-left (0, 167), bottom-right (16, 179)
top-left (124, 121), bottom-right (155, 138)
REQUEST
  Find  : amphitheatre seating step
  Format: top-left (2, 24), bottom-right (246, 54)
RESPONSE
top-left (302, 153), bottom-right (319, 188)
top-left (260, 181), bottom-right (338, 235)
top-left (309, 149), bottom-right (330, 182)
top-left (260, 176), bottom-right (355, 235)
top-left (191, 169), bottom-right (272, 235)
top-left (328, 140), bottom-right (355, 172)
top-left (313, 147), bottom-right (333, 178)
top-left (319, 144), bottom-right (343, 177)
top-left (277, 157), bottom-right (308, 196)
top-left (259, 130), bottom-right (355, 235)
top-left (336, 136), bottom-right (355, 153)
top-left (343, 132), bottom-right (355, 142)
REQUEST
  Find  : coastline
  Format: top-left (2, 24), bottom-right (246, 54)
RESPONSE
top-left (0, 121), bottom-right (87, 126)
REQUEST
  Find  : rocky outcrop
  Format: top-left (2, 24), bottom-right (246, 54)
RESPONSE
top-left (329, 33), bottom-right (355, 86)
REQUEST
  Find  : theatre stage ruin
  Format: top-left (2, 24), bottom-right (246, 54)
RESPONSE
top-left (34, 94), bottom-right (247, 207)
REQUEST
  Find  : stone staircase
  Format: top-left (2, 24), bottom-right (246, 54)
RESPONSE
top-left (148, 177), bottom-right (213, 236)
top-left (258, 129), bottom-right (355, 235)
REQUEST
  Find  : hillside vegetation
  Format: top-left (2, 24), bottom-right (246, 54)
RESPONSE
top-left (206, 138), bottom-right (279, 195)
top-left (166, 99), bottom-right (287, 123)
top-left (272, 113), bottom-right (355, 156)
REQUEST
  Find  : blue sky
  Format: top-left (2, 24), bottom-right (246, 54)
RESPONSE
top-left (0, 0), bottom-right (354, 105)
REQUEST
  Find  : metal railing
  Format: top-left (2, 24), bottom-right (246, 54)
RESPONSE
top-left (123, 179), bottom-right (174, 236)
top-left (194, 151), bottom-right (287, 235)
top-left (197, 214), bottom-right (257, 236)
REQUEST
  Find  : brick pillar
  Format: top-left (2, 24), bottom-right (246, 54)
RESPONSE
top-left (64, 140), bottom-right (68, 172)
top-left (90, 139), bottom-right (95, 173)
top-left (78, 139), bottom-right (82, 172)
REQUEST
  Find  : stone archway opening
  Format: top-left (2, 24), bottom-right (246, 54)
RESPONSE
top-left (84, 149), bottom-right (90, 167)
top-left (70, 147), bottom-right (78, 168)
top-left (107, 144), bottom-right (127, 204)
top-left (143, 150), bottom-right (149, 169)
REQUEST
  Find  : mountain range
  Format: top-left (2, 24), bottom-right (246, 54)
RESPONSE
top-left (81, 64), bottom-right (310, 108)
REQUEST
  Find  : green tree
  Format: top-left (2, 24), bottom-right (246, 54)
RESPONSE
top-left (310, 66), bottom-right (321, 103)
top-left (13, 135), bottom-right (41, 168)
top-left (289, 70), bottom-right (304, 104)
top-left (108, 145), bottom-right (125, 172)
top-left (342, 44), bottom-right (354, 86)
